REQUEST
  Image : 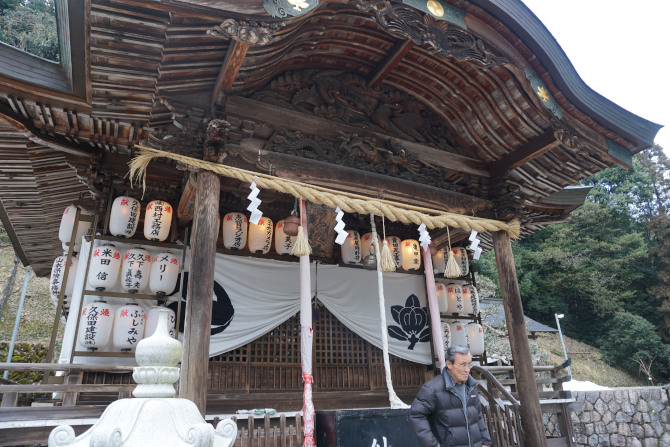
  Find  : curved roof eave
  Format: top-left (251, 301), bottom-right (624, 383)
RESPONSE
top-left (470, 0), bottom-right (662, 150)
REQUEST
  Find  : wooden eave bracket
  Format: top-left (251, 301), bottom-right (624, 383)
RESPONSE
top-left (210, 40), bottom-right (250, 115)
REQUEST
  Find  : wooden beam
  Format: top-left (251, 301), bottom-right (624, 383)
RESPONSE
top-left (487, 130), bottom-right (559, 176)
top-left (179, 170), bottom-right (220, 415)
top-left (223, 143), bottom-right (494, 216)
top-left (368, 40), bottom-right (413, 88)
top-left (225, 96), bottom-right (489, 178)
top-left (210, 40), bottom-right (249, 113)
top-left (491, 230), bottom-right (548, 447)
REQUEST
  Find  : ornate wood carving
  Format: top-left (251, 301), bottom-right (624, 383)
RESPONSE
top-left (488, 175), bottom-right (524, 221)
top-left (249, 69), bottom-right (463, 150)
top-left (208, 18), bottom-right (284, 46)
top-left (550, 117), bottom-right (585, 152)
top-left (306, 202), bottom-right (337, 258)
top-left (266, 128), bottom-right (456, 190)
top-left (356, 0), bottom-right (505, 67)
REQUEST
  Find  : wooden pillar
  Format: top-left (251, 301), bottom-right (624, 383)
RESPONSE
top-left (179, 170), bottom-right (220, 415)
top-left (491, 230), bottom-right (548, 447)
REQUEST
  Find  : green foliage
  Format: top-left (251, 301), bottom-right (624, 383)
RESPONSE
top-left (598, 312), bottom-right (670, 381)
top-left (0, 342), bottom-right (48, 383)
top-left (0, 0), bottom-right (59, 62)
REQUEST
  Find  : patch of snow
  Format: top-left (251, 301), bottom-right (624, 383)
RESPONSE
top-left (563, 380), bottom-right (610, 391)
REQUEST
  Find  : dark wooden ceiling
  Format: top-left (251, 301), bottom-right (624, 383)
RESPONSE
top-left (0, 0), bottom-right (661, 275)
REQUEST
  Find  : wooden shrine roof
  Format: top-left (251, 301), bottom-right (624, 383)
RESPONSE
top-left (0, 0), bottom-right (661, 276)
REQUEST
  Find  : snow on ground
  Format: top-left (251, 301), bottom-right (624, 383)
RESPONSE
top-left (562, 380), bottom-right (611, 391)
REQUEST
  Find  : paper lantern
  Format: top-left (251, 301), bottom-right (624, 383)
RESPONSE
top-left (450, 321), bottom-right (468, 347)
top-left (462, 284), bottom-right (480, 315)
top-left (62, 241), bottom-right (82, 256)
top-left (401, 239), bottom-right (421, 271)
top-left (120, 247), bottom-right (152, 293)
top-left (445, 283), bottom-right (465, 315)
top-left (149, 251), bottom-right (180, 297)
top-left (384, 236), bottom-right (402, 270)
top-left (58, 205), bottom-right (90, 246)
top-left (432, 247), bottom-right (449, 276)
top-left (222, 212), bottom-right (248, 250)
top-left (275, 219), bottom-right (297, 255)
top-left (87, 244), bottom-right (121, 291)
top-left (467, 322), bottom-right (485, 356)
top-left (452, 247), bottom-right (469, 276)
top-left (109, 196), bottom-right (141, 238)
top-left (112, 303), bottom-right (146, 351)
top-left (360, 233), bottom-right (381, 259)
top-left (78, 300), bottom-right (114, 350)
top-left (50, 255), bottom-right (79, 303)
top-left (248, 217), bottom-right (273, 254)
top-left (436, 282), bottom-right (448, 313)
top-left (341, 230), bottom-right (362, 264)
top-left (441, 320), bottom-right (452, 350)
top-left (143, 200), bottom-right (173, 242)
top-left (145, 306), bottom-right (177, 338)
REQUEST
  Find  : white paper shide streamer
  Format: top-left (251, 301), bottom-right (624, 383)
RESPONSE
top-left (247, 181), bottom-right (263, 225)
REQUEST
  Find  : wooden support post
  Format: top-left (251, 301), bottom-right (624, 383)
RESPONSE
top-left (179, 170), bottom-right (220, 415)
top-left (492, 230), bottom-right (548, 447)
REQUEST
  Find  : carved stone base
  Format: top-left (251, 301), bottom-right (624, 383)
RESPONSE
top-left (48, 398), bottom-right (237, 447)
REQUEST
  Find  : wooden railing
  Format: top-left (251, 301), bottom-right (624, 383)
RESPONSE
top-left (472, 360), bottom-right (576, 447)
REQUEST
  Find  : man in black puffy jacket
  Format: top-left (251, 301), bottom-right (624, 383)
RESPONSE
top-left (409, 345), bottom-right (491, 447)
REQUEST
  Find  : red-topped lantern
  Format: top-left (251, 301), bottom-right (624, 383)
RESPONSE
top-left (143, 200), bottom-right (173, 242)
top-left (222, 212), bottom-right (248, 250)
top-left (432, 247), bottom-right (448, 276)
top-left (436, 282), bottom-right (448, 313)
top-left (341, 230), bottom-right (362, 264)
top-left (58, 205), bottom-right (90, 248)
top-left (109, 196), bottom-right (141, 238)
top-left (149, 251), bottom-right (180, 297)
top-left (78, 300), bottom-right (114, 351)
top-left (87, 244), bottom-right (121, 291)
top-left (452, 247), bottom-right (469, 277)
top-left (112, 302), bottom-right (146, 351)
top-left (445, 282), bottom-right (465, 315)
top-left (401, 239), bottom-right (421, 271)
top-left (467, 322), bottom-right (485, 356)
top-left (384, 236), bottom-right (402, 270)
top-left (360, 233), bottom-right (381, 261)
top-left (120, 247), bottom-right (152, 294)
top-left (275, 219), bottom-right (297, 256)
top-left (248, 217), bottom-right (273, 254)
top-left (450, 321), bottom-right (468, 347)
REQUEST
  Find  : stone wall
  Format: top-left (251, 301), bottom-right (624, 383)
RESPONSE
top-left (569, 387), bottom-right (670, 447)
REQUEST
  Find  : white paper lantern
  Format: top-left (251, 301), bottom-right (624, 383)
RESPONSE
top-left (87, 244), bottom-right (121, 291)
top-left (112, 303), bottom-right (146, 351)
top-left (467, 322), bottom-right (485, 356)
top-left (401, 239), bottom-right (421, 271)
top-left (441, 320), bottom-right (452, 350)
top-left (341, 230), bottom-right (362, 264)
top-left (275, 219), bottom-right (297, 255)
top-left (360, 233), bottom-right (381, 259)
top-left (445, 283), bottom-right (465, 315)
top-left (452, 247), bottom-right (469, 276)
top-left (78, 300), bottom-right (114, 350)
top-left (149, 252), bottom-right (180, 297)
top-left (248, 217), bottom-right (273, 254)
top-left (432, 247), bottom-right (449, 276)
top-left (109, 196), bottom-right (141, 238)
top-left (384, 236), bottom-right (402, 269)
top-left (120, 247), bottom-right (152, 293)
top-left (462, 284), bottom-right (480, 315)
top-left (50, 255), bottom-right (79, 303)
top-left (222, 212), bottom-right (248, 250)
top-left (143, 200), bottom-right (173, 242)
top-left (145, 306), bottom-right (176, 338)
top-left (450, 321), bottom-right (468, 347)
top-left (436, 282), bottom-right (448, 313)
top-left (58, 205), bottom-right (90, 247)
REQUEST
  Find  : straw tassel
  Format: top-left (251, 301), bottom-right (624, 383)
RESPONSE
top-left (444, 227), bottom-right (462, 278)
top-left (292, 225), bottom-right (312, 257)
top-left (380, 239), bottom-right (396, 272)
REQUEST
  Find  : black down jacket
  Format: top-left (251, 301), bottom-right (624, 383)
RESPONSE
top-left (409, 370), bottom-right (491, 447)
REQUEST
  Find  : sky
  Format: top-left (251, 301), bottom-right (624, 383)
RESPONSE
top-left (521, 0), bottom-right (669, 155)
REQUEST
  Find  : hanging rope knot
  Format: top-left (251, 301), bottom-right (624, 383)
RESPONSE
top-left (302, 372), bottom-right (314, 384)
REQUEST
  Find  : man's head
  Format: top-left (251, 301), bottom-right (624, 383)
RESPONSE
top-left (446, 345), bottom-right (472, 384)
